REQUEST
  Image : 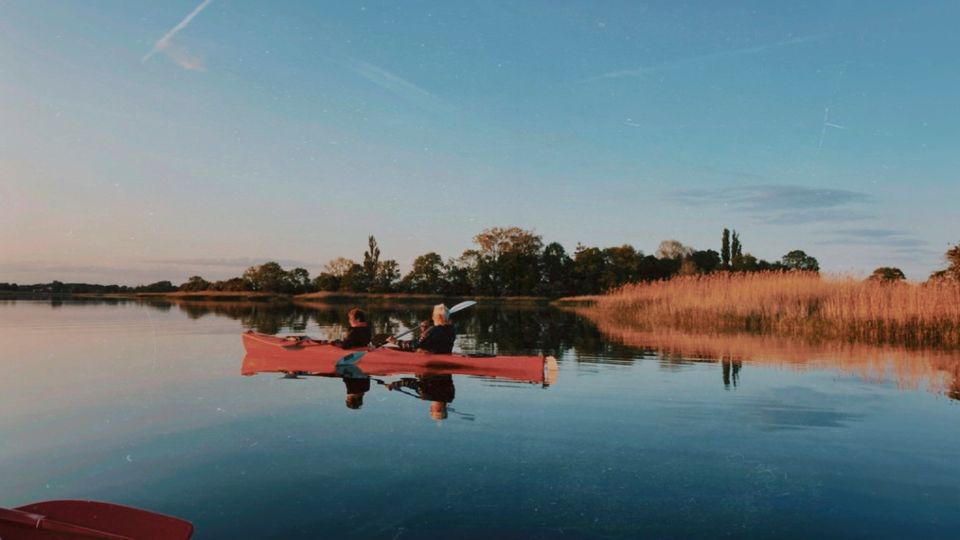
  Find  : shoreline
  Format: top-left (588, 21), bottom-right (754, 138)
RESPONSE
top-left (1, 290), bottom-right (551, 305)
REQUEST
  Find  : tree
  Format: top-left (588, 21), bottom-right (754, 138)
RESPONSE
top-left (869, 267), bottom-right (906, 282)
top-left (472, 227), bottom-right (543, 295)
top-left (288, 267), bottom-right (311, 293)
top-left (730, 230), bottom-right (743, 267)
top-left (372, 260), bottom-right (400, 292)
top-left (601, 245), bottom-right (641, 290)
top-left (363, 235), bottom-right (381, 287)
top-left (243, 262), bottom-right (292, 292)
top-left (324, 257), bottom-right (357, 278)
top-left (312, 273), bottom-right (340, 291)
top-left (539, 242), bottom-right (573, 297)
top-left (180, 275), bottom-right (210, 292)
top-left (572, 244), bottom-right (607, 294)
top-left (689, 250), bottom-right (721, 274)
top-left (402, 252), bottom-right (445, 294)
top-left (929, 244), bottom-right (960, 281)
top-left (655, 240), bottom-right (694, 260)
top-left (339, 263), bottom-right (368, 292)
top-left (781, 250), bottom-right (820, 272)
top-left (214, 277), bottom-right (248, 291)
top-left (721, 228), bottom-right (731, 268)
top-left (442, 256), bottom-right (474, 296)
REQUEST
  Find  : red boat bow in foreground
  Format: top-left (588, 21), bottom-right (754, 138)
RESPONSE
top-left (0, 500), bottom-right (193, 539)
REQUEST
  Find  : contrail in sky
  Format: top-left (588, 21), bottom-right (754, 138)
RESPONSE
top-left (142, 0), bottom-right (214, 63)
top-left (582, 34), bottom-right (826, 82)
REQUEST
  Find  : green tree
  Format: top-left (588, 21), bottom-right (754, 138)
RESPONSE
top-left (572, 244), bottom-right (607, 294)
top-left (180, 275), bottom-right (210, 292)
top-left (781, 250), bottom-right (820, 272)
top-left (929, 244), bottom-right (960, 281)
top-left (363, 235), bottom-right (381, 288)
top-left (869, 267), bottom-right (906, 282)
top-left (442, 257), bottom-right (474, 296)
top-left (690, 250), bottom-right (721, 274)
top-left (601, 245), bottom-right (641, 290)
top-left (721, 228), bottom-right (731, 268)
top-left (372, 260), bottom-right (400, 292)
top-left (538, 242), bottom-right (573, 297)
top-left (402, 252), bottom-right (445, 293)
top-left (288, 267), bottom-right (311, 293)
top-left (243, 262), bottom-right (291, 292)
top-left (339, 263), bottom-right (368, 292)
top-left (730, 230), bottom-right (743, 267)
top-left (312, 273), bottom-right (340, 291)
top-left (472, 227), bottom-right (543, 295)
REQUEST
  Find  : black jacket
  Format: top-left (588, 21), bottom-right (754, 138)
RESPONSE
top-left (336, 325), bottom-right (371, 349)
top-left (416, 324), bottom-right (456, 354)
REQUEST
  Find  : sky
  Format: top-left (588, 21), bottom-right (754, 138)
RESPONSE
top-left (1, 0), bottom-right (958, 284)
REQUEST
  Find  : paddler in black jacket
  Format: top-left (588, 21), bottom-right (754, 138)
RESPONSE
top-left (389, 304), bottom-right (456, 353)
top-left (331, 307), bottom-right (371, 349)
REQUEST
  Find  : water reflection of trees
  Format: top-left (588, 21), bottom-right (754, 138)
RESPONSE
top-left (576, 306), bottom-right (960, 401)
top-left (132, 298), bottom-right (960, 400)
top-left (140, 299), bottom-right (622, 356)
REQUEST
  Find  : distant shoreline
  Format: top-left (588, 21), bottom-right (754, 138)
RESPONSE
top-left (0, 290), bottom-right (550, 305)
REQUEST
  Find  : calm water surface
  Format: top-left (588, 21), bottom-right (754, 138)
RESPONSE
top-left (1, 299), bottom-right (958, 539)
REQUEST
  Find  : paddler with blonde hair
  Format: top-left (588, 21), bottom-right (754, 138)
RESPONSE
top-left (389, 303), bottom-right (456, 354)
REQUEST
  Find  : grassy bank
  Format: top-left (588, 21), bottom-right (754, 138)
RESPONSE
top-left (581, 272), bottom-right (960, 348)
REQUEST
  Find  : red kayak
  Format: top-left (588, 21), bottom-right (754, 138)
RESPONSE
top-left (0, 500), bottom-right (192, 539)
top-left (242, 331), bottom-right (557, 386)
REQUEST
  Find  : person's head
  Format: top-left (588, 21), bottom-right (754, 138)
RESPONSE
top-left (419, 320), bottom-right (433, 334)
top-left (432, 304), bottom-right (450, 326)
top-left (429, 401), bottom-right (448, 420)
top-left (347, 308), bottom-right (367, 327)
top-left (345, 393), bottom-right (364, 410)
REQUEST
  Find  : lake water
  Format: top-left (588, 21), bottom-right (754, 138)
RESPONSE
top-left (2, 299), bottom-right (958, 539)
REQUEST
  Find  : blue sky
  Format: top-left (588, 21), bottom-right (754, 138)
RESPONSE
top-left (1, 0), bottom-right (958, 284)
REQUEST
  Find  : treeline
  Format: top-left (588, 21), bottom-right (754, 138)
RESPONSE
top-left (8, 228), bottom-right (951, 298)
top-left (175, 227), bottom-right (824, 298)
top-left (0, 280), bottom-right (177, 294)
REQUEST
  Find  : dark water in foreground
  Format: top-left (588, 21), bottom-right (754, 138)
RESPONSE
top-left (1, 299), bottom-right (958, 539)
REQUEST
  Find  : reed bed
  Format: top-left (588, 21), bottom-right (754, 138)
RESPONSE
top-left (593, 272), bottom-right (960, 348)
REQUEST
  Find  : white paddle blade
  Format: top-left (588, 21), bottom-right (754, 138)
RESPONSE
top-left (449, 300), bottom-right (477, 314)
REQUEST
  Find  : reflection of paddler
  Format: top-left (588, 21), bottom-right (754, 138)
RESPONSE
top-left (343, 376), bottom-right (371, 410)
top-left (386, 374), bottom-right (455, 420)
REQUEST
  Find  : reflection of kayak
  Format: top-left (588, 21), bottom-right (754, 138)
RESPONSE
top-left (242, 331), bottom-right (557, 386)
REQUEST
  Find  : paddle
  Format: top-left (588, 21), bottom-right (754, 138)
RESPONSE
top-left (0, 500), bottom-right (193, 540)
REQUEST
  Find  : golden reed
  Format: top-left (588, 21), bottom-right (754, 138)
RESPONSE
top-left (590, 271), bottom-right (960, 348)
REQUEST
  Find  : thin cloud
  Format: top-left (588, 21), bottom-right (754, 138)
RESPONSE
top-left (818, 228), bottom-right (928, 249)
top-left (142, 0), bottom-right (214, 70)
top-left (583, 34), bottom-right (825, 82)
top-left (350, 60), bottom-right (449, 112)
top-left (671, 184), bottom-right (871, 224)
top-left (147, 257), bottom-right (317, 269)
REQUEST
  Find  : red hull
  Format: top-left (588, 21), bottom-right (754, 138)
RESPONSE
top-left (241, 332), bottom-right (550, 385)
